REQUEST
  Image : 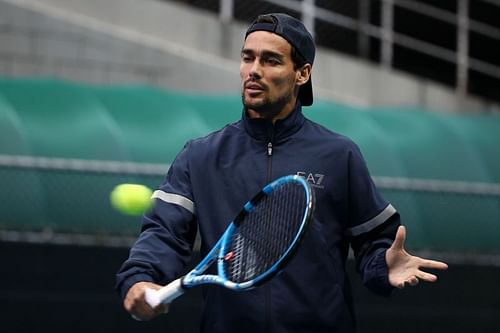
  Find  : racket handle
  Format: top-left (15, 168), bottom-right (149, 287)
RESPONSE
top-left (145, 278), bottom-right (185, 308)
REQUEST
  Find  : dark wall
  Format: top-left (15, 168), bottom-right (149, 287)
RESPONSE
top-left (0, 241), bottom-right (202, 333)
top-left (1, 241), bottom-right (498, 333)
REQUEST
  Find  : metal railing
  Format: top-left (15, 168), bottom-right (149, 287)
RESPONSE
top-left (213, 0), bottom-right (500, 101)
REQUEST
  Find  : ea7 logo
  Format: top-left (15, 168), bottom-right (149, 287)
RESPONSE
top-left (296, 172), bottom-right (325, 189)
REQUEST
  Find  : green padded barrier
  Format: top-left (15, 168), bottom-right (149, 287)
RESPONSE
top-left (89, 85), bottom-right (242, 164)
top-left (0, 79), bottom-right (129, 161)
top-left (0, 78), bottom-right (499, 255)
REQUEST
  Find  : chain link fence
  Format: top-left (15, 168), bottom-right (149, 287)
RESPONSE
top-left (375, 176), bottom-right (500, 263)
top-left (0, 155), bottom-right (166, 246)
top-left (1, 155), bottom-right (499, 265)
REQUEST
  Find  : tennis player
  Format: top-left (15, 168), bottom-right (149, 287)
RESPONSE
top-left (116, 13), bottom-right (447, 332)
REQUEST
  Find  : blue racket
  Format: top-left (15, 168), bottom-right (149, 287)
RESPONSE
top-left (145, 174), bottom-right (315, 308)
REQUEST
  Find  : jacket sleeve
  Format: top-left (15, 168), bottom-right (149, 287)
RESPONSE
top-left (115, 142), bottom-right (198, 300)
top-left (345, 144), bottom-right (400, 296)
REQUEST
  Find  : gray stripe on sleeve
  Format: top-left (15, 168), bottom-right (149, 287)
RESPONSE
top-left (345, 204), bottom-right (397, 237)
top-left (152, 190), bottom-right (196, 215)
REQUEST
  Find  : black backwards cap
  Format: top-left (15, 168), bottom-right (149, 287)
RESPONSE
top-left (245, 13), bottom-right (315, 106)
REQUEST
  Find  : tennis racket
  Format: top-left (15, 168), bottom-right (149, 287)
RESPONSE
top-left (145, 174), bottom-right (315, 308)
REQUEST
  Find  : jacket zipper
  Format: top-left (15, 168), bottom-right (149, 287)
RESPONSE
top-left (265, 141), bottom-right (273, 333)
top-left (266, 142), bottom-right (273, 182)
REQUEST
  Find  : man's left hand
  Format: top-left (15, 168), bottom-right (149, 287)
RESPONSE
top-left (386, 226), bottom-right (448, 289)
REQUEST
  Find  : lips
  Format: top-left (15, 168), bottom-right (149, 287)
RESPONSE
top-left (246, 83), bottom-right (263, 89)
top-left (245, 82), bottom-right (265, 94)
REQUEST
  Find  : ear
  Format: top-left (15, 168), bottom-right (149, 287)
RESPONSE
top-left (296, 64), bottom-right (312, 87)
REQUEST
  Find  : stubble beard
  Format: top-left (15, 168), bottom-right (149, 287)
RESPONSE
top-left (242, 89), bottom-right (294, 120)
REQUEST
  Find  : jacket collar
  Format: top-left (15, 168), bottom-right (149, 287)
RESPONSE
top-left (242, 103), bottom-right (305, 142)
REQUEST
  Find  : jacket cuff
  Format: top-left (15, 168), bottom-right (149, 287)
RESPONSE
top-left (361, 249), bottom-right (395, 297)
top-left (372, 249), bottom-right (395, 296)
top-left (117, 273), bottom-right (156, 300)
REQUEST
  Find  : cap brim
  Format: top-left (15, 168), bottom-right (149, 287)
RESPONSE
top-left (299, 76), bottom-right (313, 106)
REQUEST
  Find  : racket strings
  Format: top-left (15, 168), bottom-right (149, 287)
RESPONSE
top-left (225, 183), bottom-right (307, 283)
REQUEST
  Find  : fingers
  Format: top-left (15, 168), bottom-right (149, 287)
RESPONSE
top-left (416, 258), bottom-right (448, 281)
top-left (397, 264), bottom-right (446, 289)
top-left (130, 303), bottom-right (169, 321)
top-left (124, 282), bottom-right (170, 321)
top-left (394, 276), bottom-right (418, 289)
top-left (415, 270), bottom-right (438, 283)
top-left (410, 257), bottom-right (448, 284)
top-left (404, 276), bottom-right (419, 287)
top-left (390, 225), bottom-right (406, 251)
top-left (402, 270), bottom-right (437, 288)
top-left (419, 258), bottom-right (449, 271)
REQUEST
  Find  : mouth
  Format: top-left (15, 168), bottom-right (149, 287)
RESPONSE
top-left (244, 83), bottom-right (265, 95)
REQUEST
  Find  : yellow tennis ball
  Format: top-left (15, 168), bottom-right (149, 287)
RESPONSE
top-left (110, 183), bottom-right (153, 216)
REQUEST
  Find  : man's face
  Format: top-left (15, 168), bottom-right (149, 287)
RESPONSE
top-left (240, 31), bottom-right (300, 119)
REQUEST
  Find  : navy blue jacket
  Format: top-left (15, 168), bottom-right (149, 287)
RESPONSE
top-left (116, 104), bottom-right (400, 332)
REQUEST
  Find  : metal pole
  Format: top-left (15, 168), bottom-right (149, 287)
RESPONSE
top-left (456, 0), bottom-right (469, 97)
top-left (381, 0), bottom-right (394, 68)
top-left (220, 0), bottom-right (233, 23)
top-left (302, 0), bottom-right (316, 39)
top-left (358, 0), bottom-right (371, 59)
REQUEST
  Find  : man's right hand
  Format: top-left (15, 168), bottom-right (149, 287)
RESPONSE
top-left (124, 281), bottom-right (170, 321)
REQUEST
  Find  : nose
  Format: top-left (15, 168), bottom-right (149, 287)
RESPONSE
top-left (249, 60), bottom-right (262, 80)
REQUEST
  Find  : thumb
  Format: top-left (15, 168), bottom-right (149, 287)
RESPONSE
top-left (390, 225), bottom-right (406, 251)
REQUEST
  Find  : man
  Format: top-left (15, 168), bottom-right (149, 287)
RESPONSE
top-left (116, 13), bottom-right (447, 332)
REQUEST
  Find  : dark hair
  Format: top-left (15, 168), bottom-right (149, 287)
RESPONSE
top-left (254, 15), bottom-right (307, 70)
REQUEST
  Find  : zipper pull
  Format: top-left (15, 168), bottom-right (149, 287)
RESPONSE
top-left (267, 142), bottom-right (273, 156)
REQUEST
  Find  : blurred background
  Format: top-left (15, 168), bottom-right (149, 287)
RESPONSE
top-left (0, 0), bottom-right (499, 332)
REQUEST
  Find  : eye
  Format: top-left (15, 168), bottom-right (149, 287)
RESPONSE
top-left (241, 54), bottom-right (254, 63)
top-left (263, 56), bottom-right (282, 66)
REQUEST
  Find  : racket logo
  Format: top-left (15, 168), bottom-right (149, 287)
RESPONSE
top-left (223, 251), bottom-right (235, 261)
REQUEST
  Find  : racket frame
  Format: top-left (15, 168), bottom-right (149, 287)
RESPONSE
top-left (145, 174), bottom-right (314, 307)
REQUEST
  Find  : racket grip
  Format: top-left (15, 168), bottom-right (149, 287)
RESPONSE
top-left (145, 278), bottom-right (185, 308)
